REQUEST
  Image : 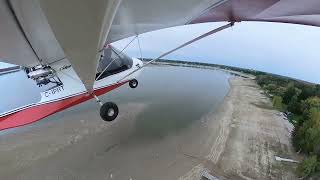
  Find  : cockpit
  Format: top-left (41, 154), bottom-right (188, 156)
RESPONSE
top-left (96, 45), bottom-right (133, 80)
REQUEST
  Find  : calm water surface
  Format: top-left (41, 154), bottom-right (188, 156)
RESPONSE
top-left (0, 65), bottom-right (230, 136)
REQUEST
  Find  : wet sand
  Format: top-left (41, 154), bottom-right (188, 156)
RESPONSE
top-left (0, 76), bottom-right (297, 180)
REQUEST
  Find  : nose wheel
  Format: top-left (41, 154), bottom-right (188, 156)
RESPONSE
top-left (100, 102), bottom-right (119, 121)
top-left (129, 79), bottom-right (138, 88)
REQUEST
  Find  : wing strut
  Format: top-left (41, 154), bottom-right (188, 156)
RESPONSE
top-left (137, 34), bottom-right (144, 61)
top-left (117, 22), bottom-right (234, 83)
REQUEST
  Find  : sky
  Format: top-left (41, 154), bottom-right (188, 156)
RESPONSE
top-left (112, 22), bottom-right (320, 84)
top-left (0, 22), bottom-right (319, 84)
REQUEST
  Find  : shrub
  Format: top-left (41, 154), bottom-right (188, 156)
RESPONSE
top-left (297, 155), bottom-right (319, 178)
top-left (272, 96), bottom-right (284, 111)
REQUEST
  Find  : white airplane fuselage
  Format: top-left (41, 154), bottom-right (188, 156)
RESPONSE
top-left (0, 56), bottom-right (143, 130)
top-left (39, 57), bottom-right (143, 104)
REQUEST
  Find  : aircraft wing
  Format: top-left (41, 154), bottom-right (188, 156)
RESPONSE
top-left (107, 0), bottom-right (320, 43)
top-left (0, 0), bottom-right (120, 90)
top-left (0, 0), bottom-right (39, 67)
top-left (1, 0), bottom-right (320, 90)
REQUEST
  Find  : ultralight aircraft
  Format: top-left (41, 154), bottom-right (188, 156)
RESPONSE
top-left (0, 0), bottom-right (319, 130)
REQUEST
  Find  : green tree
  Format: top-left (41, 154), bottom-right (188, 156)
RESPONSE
top-left (274, 86), bottom-right (286, 97)
top-left (264, 83), bottom-right (277, 93)
top-left (293, 108), bottom-right (320, 154)
top-left (315, 84), bottom-right (320, 97)
top-left (299, 85), bottom-right (316, 101)
top-left (283, 83), bottom-right (297, 104)
top-left (308, 108), bottom-right (320, 155)
top-left (297, 155), bottom-right (319, 178)
top-left (272, 96), bottom-right (284, 111)
top-left (301, 97), bottom-right (320, 118)
top-left (287, 95), bottom-right (301, 114)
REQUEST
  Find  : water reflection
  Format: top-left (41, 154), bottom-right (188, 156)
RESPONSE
top-left (105, 66), bottom-right (230, 139)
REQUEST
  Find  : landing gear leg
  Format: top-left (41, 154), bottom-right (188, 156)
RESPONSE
top-left (93, 94), bottom-right (119, 121)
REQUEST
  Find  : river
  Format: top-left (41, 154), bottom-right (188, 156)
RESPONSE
top-left (0, 64), bottom-right (234, 179)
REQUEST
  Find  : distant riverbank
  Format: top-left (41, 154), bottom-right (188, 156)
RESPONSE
top-left (150, 60), bottom-right (254, 79)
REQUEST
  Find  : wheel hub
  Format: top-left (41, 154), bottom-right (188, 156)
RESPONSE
top-left (107, 108), bottom-right (115, 116)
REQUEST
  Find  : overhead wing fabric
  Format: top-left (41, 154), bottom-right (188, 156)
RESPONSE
top-left (0, 0), bottom-right (39, 67)
top-left (189, 0), bottom-right (320, 26)
top-left (106, 0), bottom-right (226, 43)
top-left (9, 0), bottom-right (65, 65)
top-left (106, 0), bottom-right (320, 43)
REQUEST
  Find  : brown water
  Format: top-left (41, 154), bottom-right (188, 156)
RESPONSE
top-left (0, 65), bottom-right (230, 136)
top-left (0, 65), bottom-right (232, 180)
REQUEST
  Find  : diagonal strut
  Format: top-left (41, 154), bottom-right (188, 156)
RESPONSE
top-left (117, 22), bottom-right (235, 83)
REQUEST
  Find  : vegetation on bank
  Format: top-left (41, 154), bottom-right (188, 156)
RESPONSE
top-left (256, 74), bottom-right (320, 178)
top-left (145, 59), bottom-right (320, 178)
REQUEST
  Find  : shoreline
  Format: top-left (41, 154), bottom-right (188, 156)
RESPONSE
top-left (179, 76), bottom-right (298, 179)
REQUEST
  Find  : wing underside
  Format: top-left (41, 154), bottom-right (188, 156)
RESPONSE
top-left (107, 0), bottom-right (320, 43)
top-left (0, 0), bottom-right (39, 67)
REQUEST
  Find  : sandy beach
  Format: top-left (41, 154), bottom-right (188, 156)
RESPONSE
top-left (0, 76), bottom-right (298, 180)
top-left (178, 77), bottom-right (298, 180)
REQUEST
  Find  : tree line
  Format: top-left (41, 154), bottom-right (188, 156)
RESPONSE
top-left (143, 58), bottom-right (266, 76)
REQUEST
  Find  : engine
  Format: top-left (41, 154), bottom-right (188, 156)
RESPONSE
top-left (25, 64), bottom-right (62, 87)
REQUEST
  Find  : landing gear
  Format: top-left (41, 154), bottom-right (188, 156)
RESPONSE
top-left (100, 102), bottom-right (119, 121)
top-left (96, 79), bottom-right (138, 122)
top-left (129, 79), bottom-right (138, 88)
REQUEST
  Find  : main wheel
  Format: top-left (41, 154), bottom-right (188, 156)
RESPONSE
top-left (129, 79), bottom-right (138, 88)
top-left (100, 102), bottom-right (119, 121)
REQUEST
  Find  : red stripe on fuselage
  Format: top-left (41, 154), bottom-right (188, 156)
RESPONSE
top-left (0, 81), bottom-right (128, 131)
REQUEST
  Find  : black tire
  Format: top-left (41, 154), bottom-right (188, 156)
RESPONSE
top-left (100, 102), bottom-right (119, 121)
top-left (129, 79), bottom-right (138, 88)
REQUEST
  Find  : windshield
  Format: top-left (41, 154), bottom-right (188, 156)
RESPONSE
top-left (96, 45), bottom-right (133, 80)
